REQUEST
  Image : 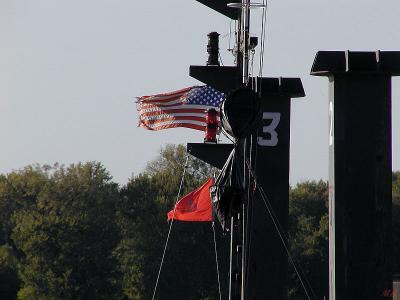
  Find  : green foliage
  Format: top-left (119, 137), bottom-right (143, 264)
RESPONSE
top-left (0, 147), bottom-right (399, 299)
top-left (0, 165), bottom-right (48, 300)
top-left (393, 171), bottom-right (400, 205)
top-left (116, 145), bottom-right (228, 300)
top-left (393, 172), bottom-right (400, 273)
top-left (288, 181), bottom-right (329, 299)
top-left (3, 163), bottom-right (122, 300)
top-left (0, 166), bottom-right (48, 250)
top-left (0, 245), bottom-right (20, 300)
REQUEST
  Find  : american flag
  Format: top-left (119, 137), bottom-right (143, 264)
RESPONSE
top-left (136, 86), bottom-right (225, 131)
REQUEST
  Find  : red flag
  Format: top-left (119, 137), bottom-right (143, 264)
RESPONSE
top-left (167, 177), bottom-right (213, 222)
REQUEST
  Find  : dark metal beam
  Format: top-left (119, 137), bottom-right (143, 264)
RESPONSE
top-left (189, 65), bottom-right (239, 94)
top-left (195, 0), bottom-right (240, 20)
top-left (187, 143), bottom-right (234, 169)
top-left (258, 77), bottom-right (305, 98)
top-left (311, 50), bottom-right (400, 300)
top-left (187, 76), bottom-right (305, 299)
top-left (245, 92), bottom-right (294, 300)
top-left (311, 50), bottom-right (400, 76)
top-left (190, 66), bottom-right (306, 98)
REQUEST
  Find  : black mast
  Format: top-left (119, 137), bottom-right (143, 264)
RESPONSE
top-left (187, 1), bottom-right (305, 299)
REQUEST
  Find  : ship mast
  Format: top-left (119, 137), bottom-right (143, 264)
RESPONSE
top-left (229, 1), bottom-right (251, 299)
top-left (188, 0), bottom-right (305, 299)
top-left (232, 0), bottom-right (251, 85)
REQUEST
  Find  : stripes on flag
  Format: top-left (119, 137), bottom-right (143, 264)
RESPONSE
top-left (136, 86), bottom-right (225, 131)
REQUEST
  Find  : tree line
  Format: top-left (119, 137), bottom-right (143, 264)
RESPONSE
top-left (0, 144), bottom-right (399, 299)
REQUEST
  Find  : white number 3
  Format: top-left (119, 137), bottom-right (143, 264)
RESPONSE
top-left (257, 112), bottom-right (281, 147)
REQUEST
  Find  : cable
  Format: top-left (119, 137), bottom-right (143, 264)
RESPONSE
top-left (258, 0), bottom-right (268, 86)
top-left (220, 128), bottom-right (236, 144)
top-left (244, 134), bottom-right (255, 291)
top-left (250, 50), bottom-right (255, 78)
top-left (228, 19), bottom-right (233, 53)
top-left (151, 154), bottom-right (190, 300)
top-left (219, 52), bottom-right (225, 66)
top-left (259, 0), bottom-right (267, 77)
top-left (245, 160), bottom-right (318, 300)
top-left (257, 184), bottom-right (316, 300)
top-left (212, 222), bottom-right (222, 300)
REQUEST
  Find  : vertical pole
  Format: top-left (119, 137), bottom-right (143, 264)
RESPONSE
top-left (241, 138), bottom-right (248, 300)
top-left (229, 143), bottom-right (246, 300)
top-left (241, 0), bottom-right (250, 85)
top-left (229, 1), bottom-right (250, 299)
top-left (229, 213), bottom-right (242, 300)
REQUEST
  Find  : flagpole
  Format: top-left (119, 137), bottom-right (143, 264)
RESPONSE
top-left (241, 0), bottom-right (250, 85)
top-left (242, 2), bottom-right (250, 298)
top-left (241, 2), bottom-right (251, 300)
top-left (228, 0), bottom-right (251, 299)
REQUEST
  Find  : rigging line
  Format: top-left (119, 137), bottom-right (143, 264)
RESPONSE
top-left (212, 221), bottom-right (222, 300)
top-left (233, 20), bottom-right (239, 64)
top-left (151, 154), bottom-right (190, 300)
top-left (258, 7), bottom-right (264, 78)
top-left (250, 50), bottom-right (255, 79)
top-left (245, 160), bottom-right (318, 300)
top-left (220, 32), bottom-right (232, 39)
top-left (228, 19), bottom-right (233, 52)
top-left (261, 0), bottom-right (267, 77)
top-left (257, 185), bottom-right (316, 300)
top-left (253, 129), bottom-right (259, 183)
top-left (244, 134), bottom-right (255, 290)
top-left (258, 5), bottom-right (264, 79)
top-left (255, 177), bottom-right (317, 300)
top-left (220, 129), bottom-right (235, 144)
top-left (219, 52), bottom-right (225, 66)
top-left (258, 0), bottom-right (268, 80)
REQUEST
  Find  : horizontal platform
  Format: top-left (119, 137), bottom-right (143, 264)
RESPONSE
top-left (195, 0), bottom-right (240, 20)
top-left (257, 77), bottom-right (305, 98)
top-left (190, 65), bottom-right (305, 98)
top-left (187, 143), bottom-right (234, 169)
top-left (311, 51), bottom-right (400, 76)
top-left (190, 65), bottom-right (239, 94)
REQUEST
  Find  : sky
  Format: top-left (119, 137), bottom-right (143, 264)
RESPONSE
top-left (1, 0), bottom-right (400, 185)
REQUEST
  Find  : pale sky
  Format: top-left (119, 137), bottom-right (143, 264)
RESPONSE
top-left (1, 0), bottom-right (399, 185)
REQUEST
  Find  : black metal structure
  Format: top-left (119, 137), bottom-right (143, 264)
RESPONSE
top-left (187, 143), bottom-right (233, 170)
top-left (245, 78), bottom-right (304, 300)
top-left (188, 1), bottom-right (305, 298)
top-left (195, 0), bottom-right (240, 19)
top-left (190, 65), bottom-right (239, 94)
top-left (189, 77), bottom-right (305, 300)
top-left (311, 50), bottom-right (400, 300)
